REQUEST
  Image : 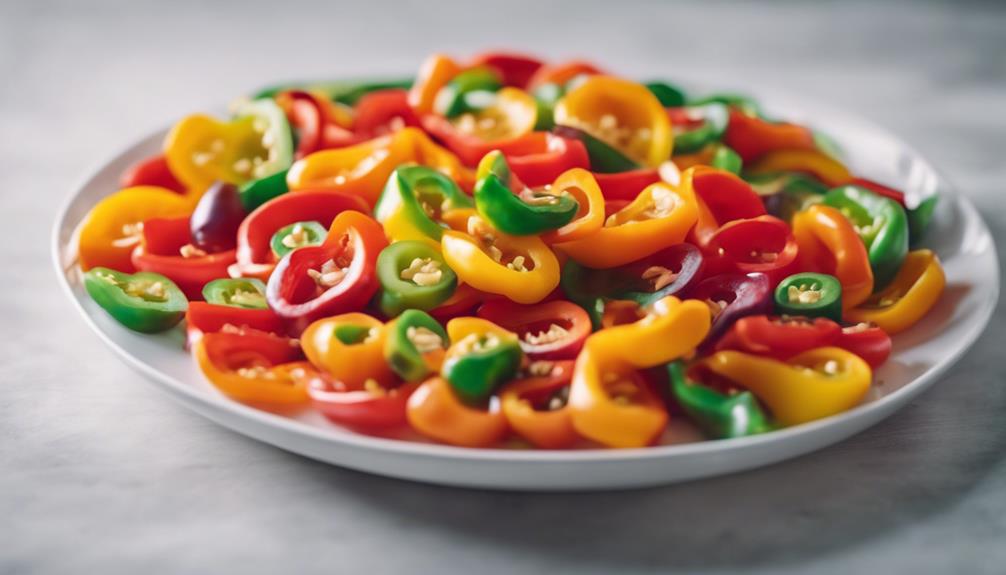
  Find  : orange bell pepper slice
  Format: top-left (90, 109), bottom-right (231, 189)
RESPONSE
top-left (500, 360), bottom-right (578, 449)
top-left (409, 54), bottom-right (463, 115)
top-left (793, 204), bottom-right (874, 310)
top-left (846, 249), bottom-right (946, 334)
top-left (540, 168), bottom-right (605, 244)
top-left (301, 313), bottom-right (395, 389)
top-left (193, 330), bottom-right (309, 408)
top-left (406, 377), bottom-right (508, 447)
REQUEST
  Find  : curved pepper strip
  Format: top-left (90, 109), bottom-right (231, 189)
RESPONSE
top-left (375, 240), bottom-right (457, 317)
top-left (713, 315), bottom-right (842, 360)
top-left (276, 90), bottom-right (357, 159)
top-left (185, 301), bottom-right (283, 347)
top-left (193, 330), bottom-right (308, 407)
top-left (668, 360), bottom-right (773, 439)
top-left (554, 75), bottom-right (672, 168)
top-left (755, 172), bottom-right (829, 223)
top-left (700, 347), bottom-right (872, 426)
top-left (593, 169), bottom-right (661, 201)
top-left (307, 369), bottom-right (418, 433)
top-left (406, 377), bottom-right (508, 447)
top-left (722, 109), bottom-right (816, 163)
top-left (500, 360), bottom-right (578, 449)
top-left (441, 317), bottom-right (523, 404)
top-left (774, 272), bottom-right (843, 321)
top-left (476, 300), bottom-right (591, 360)
top-left (408, 54), bottom-right (463, 115)
top-left (77, 186), bottom-right (195, 273)
top-left (540, 168), bottom-right (605, 244)
top-left (845, 249), bottom-right (945, 334)
top-left (164, 99), bottom-right (294, 192)
top-left (669, 103), bottom-right (729, 155)
top-left (688, 166), bottom-right (766, 247)
top-left (504, 133), bottom-right (590, 187)
top-left (83, 267), bottom-right (187, 333)
top-left (433, 66), bottom-right (502, 118)
top-left (554, 177), bottom-right (698, 268)
top-left (441, 215), bottom-right (560, 304)
top-left (823, 185), bottom-right (909, 290)
top-left (266, 211), bottom-right (387, 332)
top-left (691, 272), bottom-right (774, 351)
top-left (120, 155), bottom-right (186, 194)
top-left (254, 78), bottom-right (413, 107)
top-left (792, 205), bottom-right (874, 310)
top-left (704, 216), bottom-right (799, 285)
top-left (375, 165), bottom-right (474, 245)
top-left (746, 149), bottom-right (852, 187)
top-left (384, 309), bottom-right (449, 383)
top-left (130, 216), bottom-right (236, 300)
top-left (352, 89), bottom-right (421, 139)
top-left (231, 190), bottom-right (367, 280)
top-left (428, 283), bottom-right (491, 322)
top-left (836, 322), bottom-right (892, 368)
top-left (473, 151), bottom-right (579, 235)
top-left (301, 312), bottom-right (395, 388)
top-left (527, 60), bottom-right (603, 91)
top-left (470, 52), bottom-right (543, 89)
top-left (552, 125), bottom-right (641, 173)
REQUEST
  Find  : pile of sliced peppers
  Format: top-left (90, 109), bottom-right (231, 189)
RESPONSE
top-left (75, 51), bottom-right (946, 449)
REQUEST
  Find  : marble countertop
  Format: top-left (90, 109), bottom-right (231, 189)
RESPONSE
top-left (3, 0), bottom-right (1004, 572)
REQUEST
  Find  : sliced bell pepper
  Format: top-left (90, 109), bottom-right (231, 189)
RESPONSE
top-left (265, 211), bottom-right (387, 332)
top-left (408, 54), bottom-right (463, 115)
top-left (774, 272), bottom-right (843, 321)
top-left (269, 220), bottom-right (327, 259)
top-left (253, 78), bottom-right (413, 106)
top-left (691, 272), bottom-right (773, 350)
top-left (83, 267), bottom-right (187, 333)
top-left (792, 204), bottom-right (874, 310)
top-left (202, 278), bottom-right (268, 310)
top-left (119, 154), bottom-right (186, 194)
top-left (352, 89), bottom-right (421, 139)
top-left (428, 283), bottom-right (491, 322)
top-left (307, 369), bottom-right (418, 433)
top-left (835, 321), bottom-right (892, 368)
top-left (476, 299), bottom-right (591, 360)
top-left (301, 312), bottom-right (394, 388)
top-left (184, 301), bottom-right (283, 347)
top-left (77, 186), bottom-right (195, 273)
top-left (713, 315), bottom-right (842, 360)
top-left (704, 216), bottom-right (799, 285)
top-left (276, 90), bottom-right (356, 159)
top-left (473, 151), bottom-right (579, 235)
top-left (539, 168), bottom-right (605, 244)
top-left (689, 166), bottom-right (767, 248)
top-left (441, 317), bottom-right (523, 404)
top-left (374, 165), bottom-right (473, 245)
top-left (238, 169), bottom-right (289, 212)
top-left (470, 52), bottom-right (543, 89)
top-left (845, 249), bottom-right (945, 334)
top-left (711, 145), bottom-right (743, 175)
top-left (375, 240), bottom-right (458, 317)
top-left (433, 66), bottom-right (502, 118)
top-left (527, 60), bottom-right (603, 91)
top-left (722, 109), bottom-right (816, 163)
top-left (193, 330), bottom-right (308, 407)
top-left (164, 98), bottom-right (293, 192)
top-left (746, 149), bottom-right (852, 187)
top-left (502, 133), bottom-right (590, 187)
top-left (441, 215), bottom-right (560, 304)
top-left (420, 88), bottom-right (538, 167)
top-left (406, 376), bottom-right (508, 447)
top-left (645, 81), bottom-right (687, 107)
top-left (554, 75), bottom-right (672, 168)
top-left (823, 185), bottom-right (909, 289)
top-left (188, 181), bottom-right (245, 253)
top-left (232, 189), bottom-right (368, 280)
top-left (552, 125), bottom-right (641, 173)
top-left (593, 168), bottom-right (661, 201)
top-left (754, 172), bottom-right (828, 223)
top-left (500, 359), bottom-right (578, 449)
top-left (130, 216), bottom-right (236, 300)
top-left (700, 347), bottom-right (872, 426)
top-left (669, 103), bottom-right (729, 154)
top-left (554, 178), bottom-right (698, 268)
top-left (384, 309), bottom-right (449, 383)
top-left (584, 296), bottom-right (711, 368)
top-left (667, 360), bottom-right (772, 439)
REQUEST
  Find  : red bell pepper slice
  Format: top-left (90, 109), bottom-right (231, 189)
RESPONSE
top-left (714, 315), bottom-right (842, 360)
top-left (689, 167), bottom-right (766, 247)
top-left (352, 89), bottom-right (421, 139)
top-left (281, 90), bottom-right (358, 158)
top-left (185, 301), bottom-right (284, 347)
top-left (420, 115), bottom-right (543, 167)
top-left (130, 216), bottom-right (236, 300)
top-left (722, 109), bottom-right (816, 163)
top-left (691, 272), bottom-right (773, 352)
top-left (844, 177), bottom-right (907, 207)
top-left (704, 216), bottom-right (799, 285)
top-left (505, 134), bottom-right (589, 187)
top-left (593, 169), bottom-right (661, 201)
top-left (477, 300), bottom-right (591, 360)
top-left (306, 369), bottom-right (418, 433)
top-left (232, 190), bottom-right (369, 280)
top-left (428, 283), bottom-right (493, 322)
top-left (265, 210), bottom-right (387, 333)
top-left (836, 322), bottom-right (892, 368)
top-left (119, 154), bottom-right (186, 194)
top-left (470, 52), bottom-right (544, 89)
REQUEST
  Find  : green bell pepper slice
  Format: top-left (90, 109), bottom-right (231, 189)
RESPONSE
top-left (375, 240), bottom-right (458, 317)
top-left (644, 81), bottom-right (687, 107)
top-left (252, 78), bottom-right (414, 105)
top-left (823, 185), bottom-right (909, 289)
top-left (473, 151), bottom-right (579, 235)
top-left (375, 165), bottom-right (474, 243)
top-left (774, 272), bottom-right (843, 321)
top-left (385, 309), bottom-right (449, 382)
top-left (531, 83), bottom-right (564, 130)
top-left (668, 360), bottom-right (773, 439)
top-left (202, 278), bottom-right (268, 310)
top-left (434, 67), bottom-right (502, 118)
top-left (83, 267), bottom-right (187, 333)
top-left (711, 145), bottom-right (742, 175)
top-left (442, 330), bottom-right (522, 405)
top-left (908, 195), bottom-right (938, 246)
top-left (238, 169), bottom-right (289, 212)
top-left (673, 103), bottom-right (729, 154)
top-left (233, 98), bottom-right (294, 180)
top-left (269, 220), bottom-right (327, 259)
top-left (552, 125), bottom-right (641, 173)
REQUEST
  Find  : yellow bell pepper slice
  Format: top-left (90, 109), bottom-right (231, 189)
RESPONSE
top-left (554, 75), bottom-right (672, 167)
top-left (441, 215), bottom-right (560, 304)
top-left (448, 87), bottom-right (537, 143)
top-left (846, 249), bottom-right (946, 334)
top-left (584, 296), bottom-right (711, 368)
top-left (745, 149), bottom-right (852, 187)
top-left (301, 313), bottom-right (395, 389)
top-left (701, 347), bottom-right (872, 426)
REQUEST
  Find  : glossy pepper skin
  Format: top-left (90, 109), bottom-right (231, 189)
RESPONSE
top-left (83, 267), bottom-right (187, 333)
top-left (539, 167), bottom-right (605, 244)
top-left (476, 300), bottom-right (591, 360)
top-left (266, 211), bottom-right (388, 332)
top-left (704, 216), bottom-right (799, 285)
top-left (384, 309), bottom-right (449, 383)
top-left (667, 360), bottom-right (772, 439)
top-left (270, 220), bottom-right (328, 259)
top-left (713, 315), bottom-right (842, 360)
top-left (845, 249), bottom-right (945, 334)
top-left (500, 360), bottom-right (578, 449)
top-left (120, 155), bottom-right (186, 194)
top-left (77, 186), bottom-right (194, 273)
top-left (746, 149), bottom-right (852, 187)
top-left (374, 165), bottom-right (474, 245)
top-left (823, 185), bottom-right (909, 290)
top-left (774, 272), bottom-right (843, 321)
top-left (130, 216), bottom-right (236, 300)
top-left (202, 278), bottom-right (268, 310)
top-left (307, 369), bottom-right (418, 433)
top-left (470, 52), bottom-right (543, 89)
top-left (441, 317), bottom-right (523, 404)
top-left (669, 103), bottom-right (729, 155)
top-left (504, 133), bottom-right (589, 188)
top-left (433, 66), bottom-right (502, 118)
top-left (689, 166), bottom-right (766, 248)
top-left (421, 88), bottom-right (539, 167)
top-left (441, 215), bottom-right (560, 304)
top-left (406, 377), bottom-right (508, 447)
top-left (473, 151), bottom-right (579, 235)
top-left (184, 301), bottom-right (283, 347)
top-left (239, 169), bottom-right (289, 212)
top-left (375, 240), bottom-right (457, 317)
top-left (301, 313), bottom-right (395, 388)
top-left (792, 205), bottom-right (874, 311)
top-left (193, 330), bottom-right (308, 407)
top-left (722, 109), bottom-right (815, 163)
top-left (552, 125), bottom-right (641, 174)
top-left (555, 178), bottom-right (698, 268)
top-left (554, 75), bottom-right (672, 168)
top-left (836, 322), bottom-right (892, 368)
top-left (701, 347), bottom-right (872, 426)
top-left (691, 272), bottom-right (773, 350)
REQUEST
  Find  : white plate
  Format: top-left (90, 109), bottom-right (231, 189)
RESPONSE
top-left (52, 89), bottom-right (999, 491)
